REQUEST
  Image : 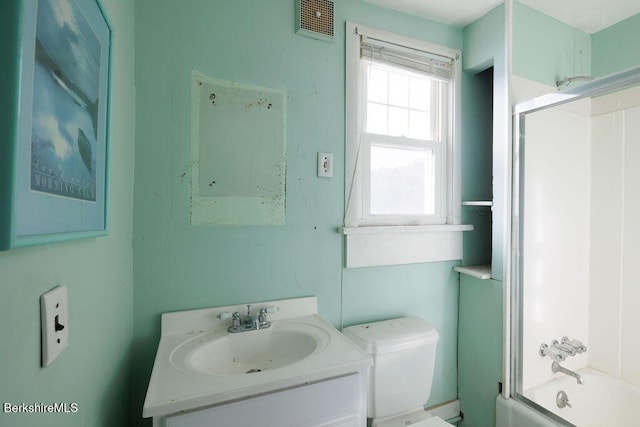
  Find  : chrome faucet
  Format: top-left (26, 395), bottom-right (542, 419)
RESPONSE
top-left (218, 305), bottom-right (279, 333)
top-left (551, 361), bottom-right (584, 385)
top-left (243, 305), bottom-right (259, 329)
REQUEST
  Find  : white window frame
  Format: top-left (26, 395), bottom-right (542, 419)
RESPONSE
top-left (359, 53), bottom-right (448, 225)
top-left (343, 22), bottom-right (468, 268)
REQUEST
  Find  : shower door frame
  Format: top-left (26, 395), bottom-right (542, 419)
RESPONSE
top-left (508, 66), bottom-right (640, 426)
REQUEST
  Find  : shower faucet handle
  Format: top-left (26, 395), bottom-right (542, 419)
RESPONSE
top-left (551, 339), bottom-right (576, 356)
top-left (539, 343), bottom-right (567, 361)
top-left (556, 390), bottom-right (572, 408)
top-left (561, 336), bottom-right (587, 354)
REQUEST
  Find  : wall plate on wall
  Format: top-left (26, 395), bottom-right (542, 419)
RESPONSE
top-left (318, 152), bottom-right (333, 177)
top-left (40, 285), bottom-right (69, 367)
top-left (296, 0), bottom-right (335, 42)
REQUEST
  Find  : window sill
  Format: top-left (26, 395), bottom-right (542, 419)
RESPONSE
top-left (340, 224), bottom-right (474, 268)
top-left (340, 224), bottom-right (473, 235)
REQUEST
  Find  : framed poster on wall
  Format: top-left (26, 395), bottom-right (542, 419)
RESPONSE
top-left (0, 0), bottom-right (111, 250)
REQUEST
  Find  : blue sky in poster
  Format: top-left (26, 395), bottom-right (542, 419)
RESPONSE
top-left (36, 0), bottom-right (100, 103)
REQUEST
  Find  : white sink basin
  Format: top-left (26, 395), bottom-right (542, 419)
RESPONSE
top-left (171, 321), bottom-right (330, 375)
top-left (143, 297), bottom-right (372, 419)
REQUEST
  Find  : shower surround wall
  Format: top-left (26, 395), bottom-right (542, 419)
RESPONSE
top-left (589, 86), bottom-right (640, 387)
top-left (132, 0), bottom-right (462, 423)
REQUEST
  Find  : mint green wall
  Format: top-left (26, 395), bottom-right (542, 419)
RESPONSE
top-left (592, 13), bottom-right (640, 77)
top-left (341, 262), bottom-right (460, 406)
top-left (133, 0), bottom-right (463, 422)
top-left (512, 1), bottom-right (591, 87)
top-left (456, 6), bottom-right (506, 427)
top-left (458, 276), bottom-right (503, 427)
top-left (464, 4), bottom-right (504, 72)
top-left (0, 1), bottom-right (135, 426)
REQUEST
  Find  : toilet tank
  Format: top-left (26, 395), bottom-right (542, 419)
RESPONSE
top-left (342, 316), bottom-right (439, 418)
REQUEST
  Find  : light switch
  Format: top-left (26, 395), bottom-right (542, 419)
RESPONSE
top-left (318, 152), bottom-right (333, 178)
top-left (40, 285), bottom-right (69, 367)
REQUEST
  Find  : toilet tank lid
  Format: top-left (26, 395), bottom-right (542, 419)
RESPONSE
top-left (342, 316), bottom-right (439, 355)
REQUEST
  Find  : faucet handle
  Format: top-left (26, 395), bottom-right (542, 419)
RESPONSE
top-left (218, 311), bottom-right (242, 327)
top-left (540, 343), bottom-right (567, 361)
top-left (556, 390), bottom-right (572, 408)
top-left (261, 306), bottom-right (279, 314)
top-left (258, 306), bottom-right (278, 323)
top-left (551, 339), bottom-right (576, 356)
top-left (231, 312), bottom-right (241, 327)
top-left (561, 336), bottom-right (587, 354)
top-left (217, 312), bottom-right (233, 320)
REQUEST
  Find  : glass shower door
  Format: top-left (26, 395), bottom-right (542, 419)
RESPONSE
top-left (516, 101), bottom-right (591, 427)
top-left (511, 66), bottom-right (640, 427)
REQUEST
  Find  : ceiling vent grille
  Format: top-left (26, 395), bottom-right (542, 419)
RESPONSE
top-left (296, 0), bottom-right (334, 42)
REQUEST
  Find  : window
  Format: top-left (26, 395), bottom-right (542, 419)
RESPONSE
top-left (346, 23), bottom-right (460, 227)
top-left (363, 58), bottom-right (447, 222)
top-left (343, 23), bottom-right (467, 268)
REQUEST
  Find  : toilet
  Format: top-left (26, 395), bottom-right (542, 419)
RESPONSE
top-left (342, 316), bottom-right (451, 427)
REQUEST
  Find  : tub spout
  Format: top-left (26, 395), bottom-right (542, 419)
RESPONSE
top-left (552, 361), bottom-right (584, 385)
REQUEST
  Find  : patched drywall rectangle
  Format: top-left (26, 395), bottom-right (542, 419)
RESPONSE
top-left (190, 71), bottom-right (286, 225)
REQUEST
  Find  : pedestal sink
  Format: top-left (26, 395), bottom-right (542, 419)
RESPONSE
top-left (171, 321), bottom-right (329, 375)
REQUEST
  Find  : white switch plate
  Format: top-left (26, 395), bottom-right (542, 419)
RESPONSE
top-left (40, 285), bottom-right (69, 367)
top-left (318, 152), bottom-right (333, 178)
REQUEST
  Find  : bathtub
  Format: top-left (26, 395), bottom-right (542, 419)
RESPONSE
top-left (497, 368), bottom-right (640, 427)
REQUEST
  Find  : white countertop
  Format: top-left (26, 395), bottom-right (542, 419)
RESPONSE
top-left (142, 297), bottom-right (372, 418)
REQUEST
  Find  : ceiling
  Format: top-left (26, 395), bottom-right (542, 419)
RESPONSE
top-left (363, 0), bottom-right (640, 33)
top-left (363, 0), bottom-right (503, 28)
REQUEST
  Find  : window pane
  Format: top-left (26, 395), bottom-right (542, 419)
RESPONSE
top-left (367, 67), bottom-right (388, 104)
top-left (408, 110), bottom-right (430, 140)
top-left (367, 103), bottom-right (388, 134)
top-left (388, 106), bottom-right (408, 137)
top-left (370, 145), bottom-right (435, 215)
top-left (409, 77), bottom-right (430, 110)
top-left (362, 61), bottom-right (443, 141)
top-left (388, 73), bottom-right (409, 107)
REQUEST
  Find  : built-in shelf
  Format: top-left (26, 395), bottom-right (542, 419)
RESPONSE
top-left (453, 265), bottom-right (492, 280)
top-left (462, 201), bottom-right (493, 207)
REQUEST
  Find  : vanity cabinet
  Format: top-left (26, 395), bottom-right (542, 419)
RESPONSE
top-left (156, 373), bottom-right (365, 427)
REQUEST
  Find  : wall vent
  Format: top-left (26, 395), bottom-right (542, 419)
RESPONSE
top-left (296, 0), bottom-right (334, 42)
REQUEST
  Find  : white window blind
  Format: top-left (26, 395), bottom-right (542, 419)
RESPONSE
top-left (360, 36), bottom-right (453, 81)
